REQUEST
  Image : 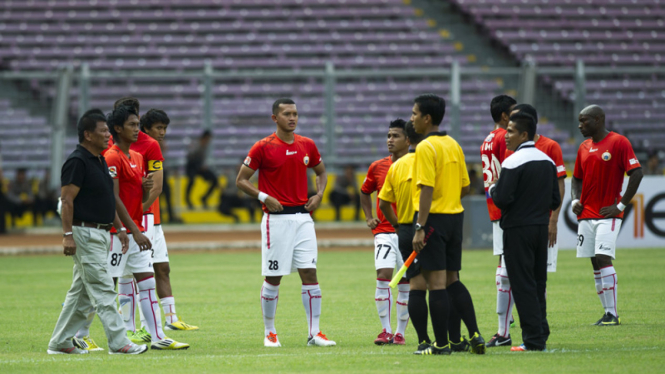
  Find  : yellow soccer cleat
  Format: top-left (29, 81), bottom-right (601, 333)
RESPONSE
top-left (164, 319), bottom-right (199, 331)
top-left (151, 337), bottom-right (190, 350)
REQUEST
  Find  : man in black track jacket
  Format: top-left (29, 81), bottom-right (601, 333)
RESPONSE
top-left (488, 111), bottom-right (561, 352)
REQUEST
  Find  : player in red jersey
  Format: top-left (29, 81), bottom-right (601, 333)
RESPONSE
top-left (105, 105), bottom-right (189, 350)
top-left (236, 98), bottom-right (335, 348)
top-left (481, 95), bottom-right (516, 347)
top-left (360, 119), bottom-right (411, 346)
top-left (572, 105), bottom-right (643, 326)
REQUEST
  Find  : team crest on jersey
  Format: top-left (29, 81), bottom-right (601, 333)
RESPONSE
top-left (303, 154), bottom-right (310, 165)
top-left (244, 156), bottom-right (251, 166)
top-left (602, 151), bottom-right (612, 161)
top-left (484, 133), bottom-right (495, 142)
top-left (108, 166), bottom-right (117, 178)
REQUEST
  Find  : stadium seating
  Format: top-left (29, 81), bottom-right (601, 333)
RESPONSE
top-left (0, 0), bottom-right (574, 169)
top-left (450, 0), bottom-right (665, 151)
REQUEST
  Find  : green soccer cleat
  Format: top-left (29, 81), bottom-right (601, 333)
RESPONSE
top-left (450, 336), bottom-right (470, 352)
top-left (129, 327), bottom-right (152, 344)
top-left (164, 319), bottom-right (199, 331)
top-left (601, 314), bottom-right (621, 326)
top-left (414, 342), bottom-right (451, 355)
top-left (469, 332), bottom-right (487, 354)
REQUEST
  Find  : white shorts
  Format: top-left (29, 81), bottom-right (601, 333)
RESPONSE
top-left (547, 242), bottom-right (558, 273)
top-left (261, 213), bottom-right (317, 277)
top-left (107, 233), bottom-right (154, 278)
top-left (576, 218), bottom-right (621, 260)
top-left (493, 221), bottom-right (504, 256)
top-left (374, 233), bottom-right (404, 271)
top-left (145, 214), bottom-right (169, 264)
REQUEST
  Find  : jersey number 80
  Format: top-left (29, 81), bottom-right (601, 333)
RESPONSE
top-left (482, 153), bottom-right (502, 188)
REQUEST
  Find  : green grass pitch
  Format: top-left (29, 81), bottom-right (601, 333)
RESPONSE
top-left (1, 248), bottom-right (664, 373)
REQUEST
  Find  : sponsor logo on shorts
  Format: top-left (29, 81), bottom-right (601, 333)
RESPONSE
top-left (598, 244), bottom-right (611, 251)
top-left (108, 166), bottom-right (117, 178)
top-left (602, 151), bottom-right (612, 161)
top-left (312, 258), bottom-right (316, 264)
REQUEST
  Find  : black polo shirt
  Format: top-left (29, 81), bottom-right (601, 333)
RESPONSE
top-left (61, 144), bottom-right (115, 224)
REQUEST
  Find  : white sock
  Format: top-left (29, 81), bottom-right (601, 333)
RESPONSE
top-left (137, 284), bottom-right (148, 329)
top-left (594, 270), bottom-right (607, 312)
top-left (160, 297), bottom-right (178, 325)
top-left (261, 281), bottom-right (280, 335)
top-left (76, 306), bottom-right (95, 338)
top-left (375, 279), bottom-right (392, 334)
top-left (137, 276), bottom-right (165, 342)
top-left (118, 277), bottom-right (136, 333)
top-left (302, 283), bottom-right (322, 338)
top-left (395, 283), bottom-right (410, 336)
top-left (600, 266), bottom-right (618, 317)
top-left (496, 266), bottom-right (513, 337)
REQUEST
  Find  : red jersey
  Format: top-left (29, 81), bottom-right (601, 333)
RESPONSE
top-left (506, 135), bottom-right (567, 178)
top-left (481, 127), bottom-right (507, 221)
top-left (244, 133), bottom-right (322, 213)
top-left (105, 145), bottom-right (146, 233)
top-left (361, 156), bottom-right (395, 235)
top-left (108, 133), bottom-right (164, 223)
top-left (573, 132), bottom-right (641, 220)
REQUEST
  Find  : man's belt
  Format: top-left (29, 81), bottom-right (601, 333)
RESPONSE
top-left (72, 219), bottom-right (113, 231)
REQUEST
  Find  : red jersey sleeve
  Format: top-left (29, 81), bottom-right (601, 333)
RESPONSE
top-left (547, 141), bottom-right (567, 178)
top-left (573, 142), bottom-right (585, 180)
top-left (496, 131), bottom-right (507, 163)
top-left (619, 136), bottom-right (641, 173)
top-left (105, 151), bottom-right (120, 180)
top-left (361, 163), bottom-right (377, 194)
top-left (308, 140), bottom-right (322, 168)
top-left (244, 141), bottom-right (263, 170)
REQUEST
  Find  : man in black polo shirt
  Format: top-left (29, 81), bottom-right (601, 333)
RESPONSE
top-left (47, 109), bottom-right (148, 355)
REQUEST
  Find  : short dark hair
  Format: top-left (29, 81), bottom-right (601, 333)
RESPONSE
top-left (77, 108), bottom-right (107, 143)
top-left (509, 111), bottom-right (537, 141)
top-left (414, 94), bottom-right (446, 126)
top-left (490, 95), bottom-right (517, 123)
top-left (201, 129), bottom-right (212, 139)
top-left (107, 105), bottom-right (139, 141)
top-left (388, 118), bottom-right (407, 134)
top-left (140, 109), bottom-right (170, 131)
top-left (114, 97), bottom-right (140, 113)
top-left (512, 103), bottom-right (538, 124)
top-left (272, 98), bottom-right (296, 115)
top-left (405, 120), bottom-right (425, 145)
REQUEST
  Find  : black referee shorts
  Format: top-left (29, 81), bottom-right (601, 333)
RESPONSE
top-left (415, 212), bottom-right (464, 272)
top-left (398, 223), bottom-right (418, 280)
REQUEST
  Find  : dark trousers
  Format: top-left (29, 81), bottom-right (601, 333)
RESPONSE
top-left (161, 169), bottom-right (175, 222)
top-left (217, 193), bottom-right (257, 223)
top-left (328, 191), bottom-right (360, 221)
top-left (185, 167), bottom-right (218, 207)
top-left (0, 192), bottom-right (6, 234)
top-left (503, 225), bottom-right (549, 351)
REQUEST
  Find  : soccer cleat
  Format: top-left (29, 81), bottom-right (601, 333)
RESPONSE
top-left (413, 341), bottom-right (431, 354)
top-left (414, 341), bottom-right (451, 355)
top-left (486, 333), bottom-right (512, 347)
top-left (307, 332), bottom-right (336, 347)
top-left (129, 327), bottom-right (151, 343)
top-left (510, 316), bottom-right (515, 327)
top-left (469, 332), bottom-right (486, 354)
top-left (511, 344), bottom-right (528, 352)
top-left (601, 314), bottom-right (621, 326)
top-left (151, 337), bottom-right (190, 350)
top-left (109, 343), bottom-right (148, 355)
top-left (264, 332), bottom-right (281, 347)
top-left (593, 313), bottom-right (608, 325)
top-left (164, 319), bottom-right (199, 331)
top-left (450, 336), bottom-right (470, 352)
top-left (374, 329), bottom-right (394, 345)
top-left (47, 346), bottom-right (89, 355)
top-left (72, 336), bottom-right (104, 351)
top-left (391, 333), bottom-right (406, 345)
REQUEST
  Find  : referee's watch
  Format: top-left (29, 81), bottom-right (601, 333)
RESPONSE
top-left (415, 223), bottom-right (424, 231)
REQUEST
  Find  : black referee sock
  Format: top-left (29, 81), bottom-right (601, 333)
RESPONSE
top-left (428, 289), bottom-right (450, 346)
top-left (447, 281), bottom-right (479, 336)
top-left (408, 290), bottom-right (430, 344)
top-left (448, 292), bottom-right (462, 343)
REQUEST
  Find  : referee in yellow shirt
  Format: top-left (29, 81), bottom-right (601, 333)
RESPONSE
top-left (408, 94), bottom-right (486, 355)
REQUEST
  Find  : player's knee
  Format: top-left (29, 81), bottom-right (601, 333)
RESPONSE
top-left (298, 268), bottom-right (317, 284)
top-left (595, 254), bottom-right (613, 268)
top-left (155, 263), bottom-right (170, 279)
top-left (376, 268), bottom-right (393, 280)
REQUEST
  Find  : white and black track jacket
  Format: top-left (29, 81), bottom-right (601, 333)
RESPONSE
top-left (488, 141), bottom-right (561, 230)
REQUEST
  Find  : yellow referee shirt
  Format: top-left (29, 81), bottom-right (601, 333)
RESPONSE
top-left (379, 151), bottom-right (416, 224)
top-left (411, 132), bottom-right (469, 214)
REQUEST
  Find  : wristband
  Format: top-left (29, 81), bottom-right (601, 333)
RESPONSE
top-left (616, 202), bottom-right (626, 212)
top-left (120, 227), bottom-right (127, 232)
top-left (63, 232), bottom-right (73, 237)
top-left (258, 192), bottom-right (269, 203)
top-left (571, 199), bottom-right (580, 209)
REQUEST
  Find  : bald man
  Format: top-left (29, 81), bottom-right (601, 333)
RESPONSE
top-left (572, 105), bottom-right (643, 326)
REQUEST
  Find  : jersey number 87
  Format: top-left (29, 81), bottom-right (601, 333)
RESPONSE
top-left (482, 153), bottom-right (502, 188)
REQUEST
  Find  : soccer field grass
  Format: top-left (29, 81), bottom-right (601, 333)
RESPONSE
top-left (2, 248), bottom-right (664, 373)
